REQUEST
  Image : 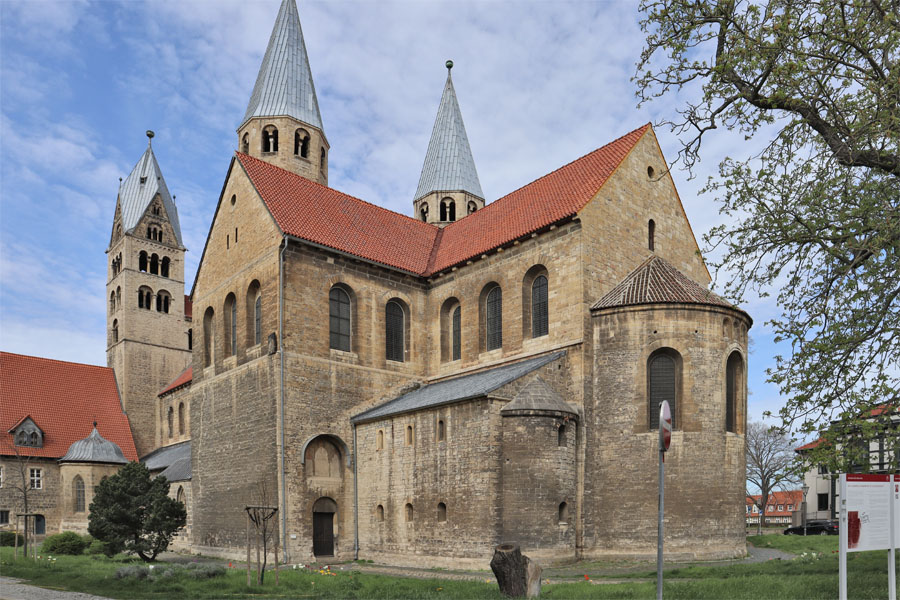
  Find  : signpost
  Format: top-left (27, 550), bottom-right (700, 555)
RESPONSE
top-left (657, 401), bottom-right (672, 600)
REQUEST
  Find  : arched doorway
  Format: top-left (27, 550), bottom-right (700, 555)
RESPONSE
top-left (34, 514), bottom-right (46, 535)
top-left (312, 497), bottom-right (337, 557)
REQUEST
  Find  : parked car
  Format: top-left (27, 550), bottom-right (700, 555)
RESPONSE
top-left (783, 520), bottom-right (839, 535)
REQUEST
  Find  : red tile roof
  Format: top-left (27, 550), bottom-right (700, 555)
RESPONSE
top-left (0, 352), bottom-right (138, 461)
top-left (795, 438), bottom-right (825, 452)
top-left (747, 490), bottom-right (804, 516)
top-left (237, 123), bottom-right (651, 277)
top-left (184, 295), bottom-right (192, 319)
top-left (159, 366), bottom-right (192, 397)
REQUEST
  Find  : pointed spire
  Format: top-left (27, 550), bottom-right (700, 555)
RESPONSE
top-left (242, 0), bottom-right (323, 131)
top-left (414, 61), bottom-right (484, 202)
top-left (117, 138), bottom-right (184, 247)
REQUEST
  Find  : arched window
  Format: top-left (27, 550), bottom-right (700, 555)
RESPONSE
top-left (161, 257), bottom-right (170, 278)
top-left (452, 306), bottom-right (461, 361)
top-left (203, 307), bottom-right (215, 367)
top-left (440, 297), bottom-right (461, 363)
top-left (648, 219), bottom-right (656, 251)
top-left (437, 502), bottom-right (447, 522)
top-left (376, 430), bottom-right (384, 451)
top-left (468, 201), bottom-right (477, 214)
top-left (726, 351), bottom-right (743, 433)
top-left (246, 280), bottom-right (262, 347)
top-left (178, 402), bottom-right (185, 435)
top-left (167, 406), bottom-right (174, 438)
top-left (224, 293), bottom-right (236, 357)
top-left (440, 198), bottom-right (456, 222)
top-left (176, 486), bottom-right (185, 506)
top-left (157, 291), bottom-right (170, 313)
top-left (110, 291), bottom-right (116, 314)
top-left (320, 147), bottom-right (326, 170)
top-left (329, 286), bottom-right (351, 352)
top-left (262, 125), bottom-right (278, 153)
top-left (139, 251), bottom-right (148, 272)
top-left (385, 300), bottom-right (405, 362)
top-left (420, 204), bottom-right (428, 222)
top-left (112, 319), bottom-right (118, 343)
top-left (376, 505), bottom-right (384, 522)
top-left (405, 503), bottom-right (414, 522)
top-left (558, 424), bottom-right (566, 447)
top-left (145, 290), bottom-right (152, 310)
top-left (437, 420), bottom-right (445, 442)
top-left (138, 287), bottom-right (152, 310)
top-left (150, 254), bottom-right (159, 275)
top-left (485, 285), bottom-right (502, 351)
top-left (532, 275), bottom-right (549, 338)
top-left (295, 129), bottom-right (310, 158)
top-left (648, 349), bottom-right (680, 429)
top-left (147, 226), bottom-right (152, 239)
top-left (241, 133), bottom-right (249, 154)
top-left (116, 286), bottom-right (121, 307)
top-left (559, 501), bottom-right (568, 523)
top-left (405, 425), bottom-right (414, 445)
top-left (73, 476), bottom-right (85, 513)
top-left (304, 437), bottom-right (342, 478)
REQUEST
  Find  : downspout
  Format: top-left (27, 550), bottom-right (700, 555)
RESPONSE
top-left (353, 424), bottom-right (359, 560)
top-left (279, 237), bottom-right (287, 563)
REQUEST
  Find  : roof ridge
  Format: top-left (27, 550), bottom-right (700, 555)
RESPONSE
top-left (0, 351), bottom-right (109, 371)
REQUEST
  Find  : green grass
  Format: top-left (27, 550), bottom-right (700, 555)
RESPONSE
top-left (2, 539), bottom-right (898, 600)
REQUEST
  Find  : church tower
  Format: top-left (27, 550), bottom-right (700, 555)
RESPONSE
top-left (107, 131), bottom-right (191, 458)
top-left (237, 0), bottom-right (328, 186)
top-left (413, 61), bottom-right (484, 226)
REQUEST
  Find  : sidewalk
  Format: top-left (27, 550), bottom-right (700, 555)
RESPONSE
top-left (0, 577), bottom-right (110, 600)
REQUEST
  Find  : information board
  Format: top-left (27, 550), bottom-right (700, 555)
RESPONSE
top-left (894, 475), bottom-right (900, 548)
top-left (845, 474), bottom-right (892, 552)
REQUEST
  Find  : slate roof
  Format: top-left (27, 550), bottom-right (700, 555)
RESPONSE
top-left (118, 143), bottom-right (184, 248)
top-left (159, 366), bottom-right (192, 397)
top-left (60, 427), bottom-right (128, 464)
top-left (414, 69), bottom-right (484, 201)
top-left (241, 0), bottom-right (323, 131)
top-left (352, 351), bottom-right (566, 423)
top-left (500, 376), bottom-right (577, 416)
top-left (591, 256), bottom-right (744, 316)
top-left (159, 457), bottom-right (191, 482)
top-left (0, 352), bottom-right (138, 461)
top-left (237, 123), bottom-right (650, 276)
top-left (141, 440), bottom-right (190, 471)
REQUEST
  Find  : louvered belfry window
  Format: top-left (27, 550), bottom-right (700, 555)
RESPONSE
top-left (329, 287), bottom-right (351, 351)
top-left (532, 275), bottom-right (549, 338)
top-left (452, 306), bottom-right (461, 361)
top-left (486, 286), bottom-right (502, 350)
top-left (385, 301), bottom-right (404, 362)
top-left (649, 352), bottom-right (676, 429)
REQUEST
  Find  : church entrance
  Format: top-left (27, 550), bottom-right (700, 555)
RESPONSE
top-left (312, 497), bottom-right (337, 557)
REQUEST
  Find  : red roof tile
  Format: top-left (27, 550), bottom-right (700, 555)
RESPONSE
top-left (795, 438), bottom-right (825, 452)
top-left (0, 352), bottom-right (138, 461)
top-left (747, 490), bottom-right (804, 516)
top-left (184, 295), bottom-right (192, 319)
top-left (159, 366), bottom-right (192, 397)
top-left (237, 123), bottom-right (651, 277)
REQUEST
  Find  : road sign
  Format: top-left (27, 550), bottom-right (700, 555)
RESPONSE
top-left (659, 401), bottom-right (672, 452)
top-left (657, 400), bottom-right (672, 600)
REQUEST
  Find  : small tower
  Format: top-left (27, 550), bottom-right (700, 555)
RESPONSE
top-left (237, 0), bottom-right (328, 185)
top-left (413, 60), bottom-right (484, 226)
top-left (107, 131), bottom-right (191, 458)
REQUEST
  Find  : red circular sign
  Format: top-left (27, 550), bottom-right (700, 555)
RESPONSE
top-left (659, 401), bottom-right (672, 451)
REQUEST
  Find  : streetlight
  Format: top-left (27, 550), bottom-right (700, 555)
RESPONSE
top-left (802, 484), bottom-right (810, 536)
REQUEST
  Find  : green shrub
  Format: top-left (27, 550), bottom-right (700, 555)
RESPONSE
top-left (0, 531), bottom-right (25, 546)
top-left (41, 532), bottom-right (89, 555)
top-left (185, 563), bottom-right (226, 579)
top-left (86, 538), bottom-right (114, 557)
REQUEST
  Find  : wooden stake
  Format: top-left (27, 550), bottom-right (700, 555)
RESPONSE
top-left (246, 512), bottom-right (251, 587)
top-left (274, 527), bottom-right (279, 586)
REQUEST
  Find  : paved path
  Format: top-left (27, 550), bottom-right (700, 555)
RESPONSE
top-left (0, 577), bottom-right (109, 600)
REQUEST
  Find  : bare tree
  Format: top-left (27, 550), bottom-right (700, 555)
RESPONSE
top-left (5, 441), bottom-right (33, 556)
top-left (746, 421), bottom-right (798, 535)
top-left (245, 479), bottom-right (279, 586)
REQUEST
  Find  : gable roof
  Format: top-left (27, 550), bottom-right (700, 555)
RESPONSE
top-left (241, 0), bottom-right (323, 132)
top-left (352, 351), bottom-right (566, 423)
top-left (414, 68), bottom-right (484, 201)
top-left (117, 142), bottom-right (184, 248)
top-left (591, 255), bottom-right (747, 319)
top-left (237, 123), bottom-right (650, 277)
top-left (0, 352), bottom-right (138, 461)
top-left (747, 490), bottom-right (804, 515)
top-left (159, 366), bottom-right (192, 397)
top-left (501, 376), bottom-right (577, 416)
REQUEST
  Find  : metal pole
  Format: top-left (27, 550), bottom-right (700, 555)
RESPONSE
top-left (888, 475), bottom-right (896, 600)
top-left (657, 444), bottom-right (664, 600)
top-left (839, 475), bottom-right (848, 600)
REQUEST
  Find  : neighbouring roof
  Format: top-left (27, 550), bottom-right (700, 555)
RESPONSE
top-left (0, 352), bottom-right (138, 461)
top-left (118, 143), bottom-right (184, 247)
top-left (159, 366), bottom-right (192, 397)
top-left (237, 123), bottom-right (650, 276)
top-left (352, 351), bottom-right (566, 423)
top-left (592, 256), bottom-right (745, 317)
top-left (501, 376), bottom-right (577, 416)
top-left (414, 69), bottom-right (484, 201)
top-left (141, 440), bottom-right (190, 471)
top-left (795, 438), bottom-right (824, 452)
top-left (60, 427), bottom-right (128, 464)
top-left (241, 0), bottom-right (323, 131)
top-left (159, 457), bottom-right (191, 482)
top-left (747, 490), bottom-right (804, 516)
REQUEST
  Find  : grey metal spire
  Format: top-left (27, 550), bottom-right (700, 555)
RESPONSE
top-left (118, 135), bottom-right (183, 247)
top-left (241, 0), bottom-right (323, 131)
top-left (414, 62), bottom-right (484, 202)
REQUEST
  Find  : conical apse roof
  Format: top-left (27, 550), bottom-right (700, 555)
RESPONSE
top-left (60, 426), bottom-right (128, 464)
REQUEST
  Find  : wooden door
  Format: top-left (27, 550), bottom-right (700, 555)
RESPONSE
top-left (313, 512), bottom-right (334, 556)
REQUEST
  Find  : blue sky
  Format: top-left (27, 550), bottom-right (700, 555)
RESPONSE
top-left (0, 0), bottom-right (792, 430)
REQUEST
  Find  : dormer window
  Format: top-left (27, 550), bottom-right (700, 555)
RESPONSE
top-left (140, 176), bottom-right (147, 184)
top-left (10, 417), bottom-right (43, 448)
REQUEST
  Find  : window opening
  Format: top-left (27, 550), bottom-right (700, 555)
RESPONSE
top-left (405, 503), bottom-right (413, 522)
top-left (329, 287), bottom-right (351, 351)
top-left (150, 254), bottom-right (159, 275)
top-left (558, 424), bottom-right (566, 447)
top-left (468, 201), bottom-right (477, 214)
top-left (167, 406), bottom-right (174, 438)
top-left (178, 402), bottom-right (185, 435)
top-left (262, 125), bottom-right (278, 152)
top-left (255, 294), bottom-right (262, 345)
top-left (73, 476), bottom-right (85, 512)
top-left (376, 430), bottom-right (384, 451)
top-left (559, 501), bottom-right (568, 523)
top-left (406, 425), bottom-right (414, 445)
top-left (532, 275), bottom-right (549, 338)
top-left (726, 352), bottom-right (742, 433)
top-left (112, 319), bottom-right (118, 343)
top-left (437, 420), bottom-right (445, 442)
top-left (437, 502), bottom-right (447, 522)
top-left (486, 286), bottom-right (502, 350)
top-left (242, 133), bottom-right (249, 154)
top-left (161, 257), bottom-right (170, 278)
top-left (451, 306), bottom-right (461, 361)
top-left (648, 219), bottom-right (656, 251)
top-left (320, 147), bottom-right (326, 169)
top-left (295, 129), bottom-right (310, 158)
top-left (376, 505), bottom-right (384, 522)
top-left (139, 251), bottom-right (148, 272)
top-left (649, 351), bottom-right (677, 429)
top-left (385, 300), bottom-right (405, 362)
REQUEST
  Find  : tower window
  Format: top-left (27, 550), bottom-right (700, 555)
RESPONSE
top-left (224, 293), bottom-right (236, 357)
top-left (203, 307), bottom-right (215, 367)
top-left (248, 280), bottom-right (262, 346)
top-left (150, 253), bottom-right (159, 275)
top-left (440, 198), bottom-right (456, 222)
top-left (188, 329), bottom-right (193, 350)
top-left (255, 294), bottom-right (262, 345)
top-left (262, 125), bottom-right (279, 153)
top-left (385, 300), bottom-right (405, 362)
top-left (242, 133), bottom-right (249, 154)
top-left (156, 291), bottom-right (171, 313)
top-left (558, 424), bottom-right (566, 447)
top-left (320, 147), bottom-right (326, 170)
top-left (139, 251), bottom-right (148, 272)
top-left (405, 503), bottom-right (414, 522)
top-left (649, 219), bottom-right (656, 251)
top-left (376, 504), bottom-right (384, 522)
top-left (161, 257), bottom-right (170, 278)
top-left (420, 204), bottom-right (428, 222)
top-left (329, 286), bottom-right (351, 352)
top-left (112, 319), bottom-right (118, 343)
top-left (468, 201), bottom-right (477, 214)
top-left (295, 129), bottom-right (310, 158)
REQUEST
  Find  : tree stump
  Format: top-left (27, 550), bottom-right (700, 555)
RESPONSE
top-left (490, 543), bottom-right (542, 598)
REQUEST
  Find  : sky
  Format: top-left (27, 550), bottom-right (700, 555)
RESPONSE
top-left (0, 0), bottom-right (793, 430)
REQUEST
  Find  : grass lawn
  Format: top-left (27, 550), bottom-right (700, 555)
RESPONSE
top-left (1, 536), bottom-right (898, 599)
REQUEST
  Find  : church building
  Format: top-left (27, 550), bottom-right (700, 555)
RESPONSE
top-left (3, 0), bottom-right (751, 568)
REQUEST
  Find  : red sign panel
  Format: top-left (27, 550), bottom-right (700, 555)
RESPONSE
top-left (659, 401), bottom-right (672, 452)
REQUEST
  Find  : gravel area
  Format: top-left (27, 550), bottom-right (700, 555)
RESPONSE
top-left (0, 577), bottom-right (110, 600)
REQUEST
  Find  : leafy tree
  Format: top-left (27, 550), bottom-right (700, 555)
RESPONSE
top-left (635, 0), bottom-right (899, 458)
top-left (746, 421), bottom-right (798, 535)
top-left (88, 462), bottom-right (186, 562)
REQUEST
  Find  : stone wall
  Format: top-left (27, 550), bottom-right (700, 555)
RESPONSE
top-left (237, 116), bottom-right (328, 186)
top-left (168, 480), bottom-right (192, 551)
top-left (57, 462), bottom-right (121, 535)
top-left (0, 457), bottom-right (60, 540)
